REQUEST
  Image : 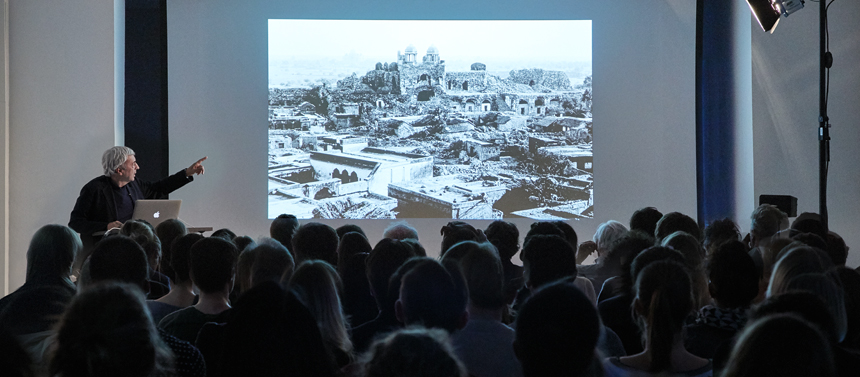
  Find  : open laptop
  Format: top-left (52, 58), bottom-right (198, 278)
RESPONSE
top-left (132, 199), bottom-right (182, 228)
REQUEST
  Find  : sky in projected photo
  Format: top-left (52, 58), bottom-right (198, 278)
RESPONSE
top-left (268, 20), bottom-right (593, 220)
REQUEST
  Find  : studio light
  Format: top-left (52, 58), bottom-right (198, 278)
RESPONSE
top-left (747, 0), bottom-right (805, 33)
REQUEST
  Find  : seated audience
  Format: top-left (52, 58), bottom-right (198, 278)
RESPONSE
top-left (149, 233), bottom-right (204, 324)
top-left (629, 207), bottom-right (663, 238)
top-left (685, 240), bottom-right (758, 358)
top-left (767, 245), bottom-right (832, 297)
top-left (595, 230), bottom-right (655, 302)
top-left (720, 314), bottom-right (835, 377)
top-left (288, 260), bottom-right (354, 368)
top-left (121, 220), bottom-right (170, 299)
top-left (654, 212), bottom-right (701, 243)
top-left (835, 267), bottom-right (860, 350)
top-left (350, 238), bottom-right (417, 353)
top-left (603, 261), bottom-right (711, 376)
top-left (232, 235), bottom-right (256, 253)
top-left (155, 218), bottom-right (188, 280)
top-left (661, 231), bottom-right (710, 308)
top-left (826, 231), bottom-right (849, 267)
top-left (519, 234), bottom-right (595, 305)
top-left (292, 222), bottom-right (339, 266)
top-left (270, 213), bottom-right (299, 251)
top-left (747, 204), bottom-right (790, 272)
top-left (210, 228), bottom-right (237, 243)
top-left (339, 252), bottom-right (378, 327)
top-left (401, 238), bottom-right (427, 257)
top-left (0, 225), bottom-right (80, 375)
top-left (84, 235), bottom-right (206, 377)
top-left (444, 241), bottom-right (523, 377)
top-left (336, 224), bottom-right (365, 239)
top-left (159, 237), bottom-right (237, 344)
top-left (579, 220), bottom-right (628, 290)
top-left (383, 221), bottom-right (419, 240)
top-left (515, 281), bottom-right (602, 377)
top-left (702, 217), bottom-right (740, 256)
top-left (484, 220), bottom-right (523, 307)
top-left (337, 231), bottom-right (372, 276)
top-left (50, 282), bottom-right (175, 377)
top-left (790, 212), bottom-right (828, 240)
top-left (363, 327), bottom-right (467, 377)
top-left (248, 238), bottom-right (294, 288)
top-left (396, 257), bottom-right (468, 334)
top-left (440, 221), bottom-right (481, 256)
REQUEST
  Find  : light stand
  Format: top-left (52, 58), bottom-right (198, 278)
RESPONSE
top-left (748, 0), bottom-right (832, 230)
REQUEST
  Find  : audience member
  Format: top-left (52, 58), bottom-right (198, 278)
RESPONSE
top-left (396, 258), bottom-right (468, 333)
top-left (363, 327), bottom-right (467, 377)
top-left (155, 218), bottom-right (187, 280)
top-left (835, 267), bottom-right (860, 349)
top-left (702, 217), bottom-right (740, 256)
top-left (339, 252), bottom-right (378, 327)
top-left (159, 237), bottom-right (237, 344)
top-left (0, 329), bottom-right (34, 377)
top-left (629, 207), bottom-right (663, 238)
top-left (270, 213), bottom-right (299, 251)
top-left (444, 241), bottom-right (523, 377)
top-left (288, 260), bottom-right (354, 369)
top-left (149, 233), bottom-right (204, 324)
top-left (599, 246), bottom-right (685, 356)
top-left (767, 245), bottom-right (831, 297)
top-left (383, 221), bottom-right (419, 240)
top-left (827, 231), bottom-right (849, 267)
top-left (685, 240), bottom-right (758, 358)
top-left (336, 223), bottom-right (366, 239)
top-left (121, 220), bottom-right (170, 299)
top-left (210, 228), bottom-right (237, 243)
top-left (603, 261), bottom-right (711, 376)
top-left (232, 235), bottom-right (256, 253)
top-left (654, 212), bottom-right (701, 243)
top-left (748, 204), bottom-right (789, 250)
top-left (485, 220), bottom-right (523, 305)
top-left (519, 234), bottom-right (595, 304)
top-left (792, 232), bottom-right (828, 251)
top-left (350, 239), bottom-right (417, 353)
top-left (440, 221), bottom-right (481, 256)
top-left (515, 281), bottom-right (601, 377)
top-left (50, 282), bottom-right (175, 377)
top-left (595, 230), bottom-right (655, 302)
top-left (0, 225), bottom-right (80, 375)
top-left (337, 231), bottom-right (372, 276)
top-left (579, 220), bottom-right (628, 288)
top-left (720, 314), bottom-right (836, 377)
top-left (401, 238), bottom-right (427, 257)
top-left (249, 238), bottom-right (295, 288)
top-left (83, 235), bottom-right (206, 377)
top-left (661, 231), bottom-right (710, 308)
top-left (786, 273), bottom-right (849, 343)
top-left (292, 222), bottom-right (339, 265)
top-left (790, 212), bottom-right (828, 240)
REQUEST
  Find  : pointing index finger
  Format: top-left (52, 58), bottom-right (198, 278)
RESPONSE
top-left (195, 156), bottom-right (208, 164)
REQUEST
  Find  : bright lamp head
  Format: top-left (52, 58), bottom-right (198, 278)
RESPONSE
top-left (747, 0), bottom-right (805, 33)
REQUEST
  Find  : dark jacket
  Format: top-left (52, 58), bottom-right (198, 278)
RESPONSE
top-left (68, 170), bottom-right (192, 236)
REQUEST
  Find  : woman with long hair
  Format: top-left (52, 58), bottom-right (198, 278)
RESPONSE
top-left (288, 260), bottom-right (354, 368)
top-left (603, 260), bottom-right (711, 376)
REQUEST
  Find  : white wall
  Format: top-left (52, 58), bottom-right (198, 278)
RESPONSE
top-left (751, 2), bottom-right (860, 268)
top-left (2, 0), bottom-right (123, 294)
top-left (167, 0), bottom-right (698, 259)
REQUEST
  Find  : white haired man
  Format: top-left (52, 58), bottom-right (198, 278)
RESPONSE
top-left (69, 147), bottom-right (205, 269)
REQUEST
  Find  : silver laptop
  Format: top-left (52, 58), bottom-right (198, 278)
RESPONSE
top-left (132, 199), bottom-right (182, 228)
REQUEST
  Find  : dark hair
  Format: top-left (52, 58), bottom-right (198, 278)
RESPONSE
top-left (211, 228), bottom-right (237, 243)
top-left (552, 221), bottom-right (578, 249)
top-left (445, 242), bottom-right (506, 309)
top-left (270, 214), bottom-right (299, 251)
top-left (400, 238), bottom-right (427, 257)
top-left (363, 327), bottom-right (466, 377)
top-left (634, 261), bottom-right (693, 373)
top-left (790, 212), bottom-right (827, 240)
top-left (654, 212), bottom-right (701, 242)
top-left (440, 221), bottom-right (479, 256)
top-left (50, 282), bottom-right (173, 377)
top-left (87, 236), bottom-right (149, 291)
top-left (485, 220), bottom-right (519, 261)
top-left (250, 241), bottom-right (295, 288)
top-left (398, 258), bottom-right (467, 333)
top-left (25, 224), bottom-right (81, 283)
top-left (722, 314), bottom-right (836, 377)
top-left (336, 224), bottom-right (366, 239)
top-left (629, 207), bottom-right (663, 237)
top-left (154, 219), bottom-right (187, 278)
top-left (791, 232), bottom-right (828, 251)
top-left (835, 267), bottom-right (860, 347)
top-left (337, 232), bottom-right (372, 276)
top-left (524, 222), bottom-right (565, 245)
top-left (630, 246), bottom-right (685, 285)
top-left (189, 237), bottom-right (238, 294)
top-left (0, 328), bottom-right (34, 377)
top-left (825, 232), bottom-right (848, 266)
top-left (291, 222), bottom-right (338, 265)
top-left (707, 240), bottom-right (759, 308)
top-left (703, 218), bottom-right (740, 254)
top-left (233, 235), bottom-right (256, 253)
top-left (515, 281), bottom-right (600, 377)
top-left (366, 238), bottom-right (417, 309)
top-left (521, 234), bottom-right (577, 289)
top-left (339, 252), bottom-right (377, 326)
top-left (168, 233), bottom-right (204, 283)
top-left (601, 230), bottom-right (656, 294)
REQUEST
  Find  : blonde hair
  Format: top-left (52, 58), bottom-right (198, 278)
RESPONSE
top-left (288, 260), bottom-right (353, 358)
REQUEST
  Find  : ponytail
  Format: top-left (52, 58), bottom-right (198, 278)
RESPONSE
top-left (634, 260), bottom-right (693, 373)
top-left (646, 289), bottom-right (676, 372)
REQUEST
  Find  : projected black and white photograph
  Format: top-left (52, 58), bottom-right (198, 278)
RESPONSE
top-left (268, 20), bottom-right (592, 220)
